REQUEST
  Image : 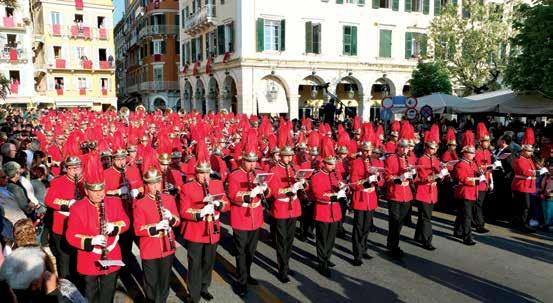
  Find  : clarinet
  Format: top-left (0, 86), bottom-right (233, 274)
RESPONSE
top-left (155, 191), bottom-right (175, 251)
top-left (98, 199), bottom-right (108, 269)
top-left (120, 167), bottom-right (131, 213)
top-left (74, 174), bottom-right (82, 200)
top-left (285, 164), bottom-right (294, 210)
top-left (328, 170), bottom-right (338, 221)
top-left (202, 181), bottom-right (220, 235)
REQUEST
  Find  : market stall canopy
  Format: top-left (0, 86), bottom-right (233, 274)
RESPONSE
top-left (391, 93), bottom-right (468, 114)
top-left (459, 90), bottom-right (553, 115)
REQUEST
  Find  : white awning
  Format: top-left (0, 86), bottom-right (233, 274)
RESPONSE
top-left (55, 100), bottom-right (93, 107)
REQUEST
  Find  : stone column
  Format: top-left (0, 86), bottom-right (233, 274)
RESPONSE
top-left (358, 94), bottom-right (371, 122)
top-left (288, 94), bottom-right (300, 120)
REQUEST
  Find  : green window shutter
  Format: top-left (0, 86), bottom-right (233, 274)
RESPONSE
top-left (372, 0), bottom-right (380, 9)
top-left (305, 21), bottom-right (313, 53)
top-left (405, 32), bottom-right (413, 59)
top-left (199, 35), bottom-right (203, 60)
top-left (351, 26), bottom-right (357, 56)
top-left (336, 0), bottom-right (343, 3)
top-left (379, 29), bottom-right (392, 58)
top-left (256, 18), bottom-right (264, 52)
top-left (161, 41), bottom-right (166, 54)
top-left (434, 0), bottom-right (441, 15)
top-left (392, 0), bottom-right (399, 11)
top-left (191, 39), bottom-right (196, 61)
top-left (358, 0), bottom-right (365, 5)
top-left (405, 0), bottom-right (412, 12)
top-left (186, 41), bottom-right (191, 63)
top-left (280, 19), bottom-right (286, 51)
top-left (420, 34), bottom-right (428, 56)
top-left (229, 22), bottom-right (235, 52)
top-left (343, 26), bottom-right (349, 55)
top-left (313, 24), bottom-right (321, 54)
top-left (452, 0), bottom-right (458, 5)
top-left (217, 25), bottom-right (225, 55)
top-left (149, 41), bottom-right (154, 55)
top-left (423, 0), bottom-right (430, 14)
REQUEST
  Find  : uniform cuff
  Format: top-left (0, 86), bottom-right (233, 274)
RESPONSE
top-left (83, 238), bottom-right (93, 251)
top-left (148, 226), bottom-right (159, 236)
top-left (60, 204), bottom-right (69, 212)
top-left (193, 213), bottom-right (202, 221)
top-left (243, 195), bottom-right (251, 203)
top-left (109, 226), bottom-right (120, 236)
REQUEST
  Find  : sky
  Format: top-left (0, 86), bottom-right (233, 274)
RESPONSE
top-left (113, 0), bottom-right (125, 25)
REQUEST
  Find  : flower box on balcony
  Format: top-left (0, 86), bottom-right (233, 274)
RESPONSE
top-left (79, 88), bottom-right (86, 95)
top-left (71, 25), bottom-right (79, 38)
top-left (56, 88), bottom-right (63, 95)
top-left (154, 54), bottom-right (161, 62)
top-left (75, 0), bottom-right (84, 10)
top-left (102, 88), bottom-right (108, 96)
top-left (99, 61), bottom-right (111, 69)
top-left (99, 28), bottom-right (107, 40)
top-left (10, 83), bottom-right (18, 94)
top-left (55, 58), bottom-right (66, 68)
top-left (83, 27), bottom-right (90, 39)
top-left (9, 48), bottom-right (18, 61)
top-left (3, 16), bottom-right (14, 28)
top-left (82, 60), bottom-right (93, 69)
top-left (52, 24), bottom-right (61, 36)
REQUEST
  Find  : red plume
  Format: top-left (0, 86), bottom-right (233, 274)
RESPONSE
top-left (83, 152), bottom-right (104, 186)
top-left (141, 146), bottom-right (160, 173)
top-left (522, 127), bottom-right (535, 146)
top-left (321, 136), bottom-right (335, 160)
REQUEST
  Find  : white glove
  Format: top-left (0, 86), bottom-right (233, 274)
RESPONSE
top-left (203, 195), bottom-right (213, 203)
top-left (338, 182), bottom-right (348, 190)
top-left (259, 183), bottom-right (268, 192)
top-left (68, 199), bottom-right (76, 207)
top-left (379, 156), bottom-right (386, 161)
top-left (490, 181), bottom-right (494, 191)
top-left (438, 168), bottom-right (449, 179)
top-left (368, 175), bottom-right (378, 183)
top-left (162, 208), bottom-right (173, 220)
top-left (410, 168), bottom-right (417, 176)
top-left (337, 190), bottom-right (347, 199)
top-left (292, 182), bottom-right (303, 194)
top-left (156, 220), bottom-right (170, 231)
top-left (299, 178), bottom-right (306, 186)
top-left (479, 175), bottom-right (487, 183)
top-left (401, 172), bottom-right (412, 182)
top-left (539, 167), bottom-right (548, 175)
top-left (212, 200), bottom-right (221, 208)
top-left (130, 188), bottom-right (140, 198)
top-left (106, 223), bottom-right (115, 234)
top-left (200, 204), bottom-right (215, 218)
top-left (250, 186), bottom-right (262, 198)
top-left (91, 235), bottom-right (107, 247)
top-left (493, 160), bottom-right (502, 170)
top-left (118, 186), bottom-right (129, 195)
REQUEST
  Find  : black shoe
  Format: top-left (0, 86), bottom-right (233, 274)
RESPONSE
top-left (337, 231), bottom-right (347, 239)
top-left (423, 243), bottom-right (437, 251)
top-left (388, 248), bottom-right (404, 259)
top-left (247, 276), bottom-right (259, 286)
top-left (362, 253), bottom-right (373, 260)
top-left (234, 284), bottom-right (248, 297)
top-left (185, 294), bottom-right (195, 303)
top-left (200, 291), bottom-right (214, 301)
top-left (475, 227), bottom-right (490, 234)
top-left (278, 274), bottom-right (290, 283)
top-left (369, 225), bottom-right (377, 233)
top-left (306, 232), bottom-right (315, 239)
top-left (288, 270), bottom-right (295, 276)
top-left (453, 233), bottom-right (463, 239)
top-left (328, 261), bottom-right (336, 268)
top-left (297, 234), bottom-right (306, 242)
top-left (352, 259), bottom-right (363, 266)
top-left (318, 266), bottom-right (331, 278)
top-left (463, 239), bottom-right (477, 246)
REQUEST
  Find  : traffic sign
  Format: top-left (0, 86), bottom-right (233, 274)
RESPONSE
top-left (405, 108), bottom-right (418, 120)
top-left (420, 105), bottom-right (433, 119)
top-left (381, 97), bottom-right (394, 109)
top-left (381, 108), bottom-right (393, 121)
top-left (405, 97), bottom-right (418, 109)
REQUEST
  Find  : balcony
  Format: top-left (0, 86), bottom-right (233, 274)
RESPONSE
top-left (1, 16), bottom-right (27, 31)
top-left (70, 25), bottom-right (91, 39)
top-left (139, 81), bottom-right (179, 91)
top-left (9, 83), bottom-right (19, 95)
top-left (139, 25), bottom-right (178, 40)
top-left (0, 47), bottom-right (28, 63)
top-left (184, 4), bottom-right (216, 35)
top-left (99, 61), bottom-right (113, 69)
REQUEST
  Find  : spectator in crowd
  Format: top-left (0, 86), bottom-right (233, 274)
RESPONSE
top-left (0, 167), bottom-right (26, 225)
top-left (3, 162), bottom-right (37, 217)
top-left (1, 143), bottom-right (17, 165)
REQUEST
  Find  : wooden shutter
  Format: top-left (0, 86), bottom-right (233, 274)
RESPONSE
top-left (217, 25), bottom-right (225, 55)
top-left (199, 35), bottom-right (203, 60)
top-left (358, 0), bottom-right (365, 5)
top-left (393, 0), bottom-right (399, 11)
top-left (405, 0), bottom-right (412, 12)
top-left (161, 40), bottom-right (166, 54)
top-left (423, 0), bottom-right (430, 14)
top-left (280, 19), bottom-right (286, 51)
top-left (191, 38), bottom-right (196, 61)
top-left (379, 29), bottom-right (392, 58)
top-left (256, 18), bottom-right (264, 52)
top-left (405, 32), bottom-right (413, 59)
top-left (336, 0), bottom-right (343, 3)
top-left (305, 21), bottom-right (313, 53)
top-left (372, 0), bottom-right (379, 9)
top-left (351, 26), bottom-right (357, 56)
top-left (434, 0), bottom-right (441, 15)
top-left (343, 26), bottom-right (348, 55)
top-left (313, 23), bottom-right (321, 54)
top-left (228, 21), bottom-right (234, 52)
top-left (420, 34), bottom-right (428, 56)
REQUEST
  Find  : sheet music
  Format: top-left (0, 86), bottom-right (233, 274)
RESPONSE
top-left (98, 260), bottom-right (125, 267)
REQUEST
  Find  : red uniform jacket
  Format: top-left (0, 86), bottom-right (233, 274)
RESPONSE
top-left (350, 157), bottom-right (384, 211)
top-left (454, 158), bottom-right (479, 201)
top-left (475, 148), bottom-right (492, 192)
top-left (385, 154), bottom-right (416, 203)
top-left (162, 168), bottom-right (184, 193)
top-left (441, 150), bottom-right (459, 172)
top-left (227, 168), bottom-right (266, 231)
top-left (179, 180), bottom-right (229, 244)
top-left (210, 155), bottom-right (229, 182)
top-left (335, 158), bottom-right (350, 183)
top-left (44, 175), bottom-right (84, 235)
top-left (311, 170), bottom-right (342, 223)
top-left (133, 193), bottom-right (180, 259)
top-left (415, 154), bottom-right (441, 204)
top-left (268, 163), bottom-right (304, 219)
top-left (511, 156), bottom-right (536, 193)
top-left (104, 166), bottom-right (144, 214)
top-left (66, 197), bottom-right (129, 276)
top-left (384, 141), bottom-right (397, 154)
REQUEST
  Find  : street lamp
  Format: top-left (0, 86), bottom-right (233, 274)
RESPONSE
top-left (195, 87), bottom-right (203, 100)
top-left (268, 82), bottom-right (278, 101)
top-left (222, 86), bottom-right (231, 100)
top-left (382, 84), bottom-right (390, 97)
top-left (311, 85), bottom-right (318, 99)
top-left (183, 89), bottom-right (190, 100)
top-left (208, 88), bottom-right (217, 100)
top-left (347, 85), bottom-right (355, 99)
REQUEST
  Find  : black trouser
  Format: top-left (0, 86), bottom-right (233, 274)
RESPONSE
top-left (83, 270), bottom-right (119, 303)
top-left (233, 229), bottom-right (260, 286)
top-left (119, 221), bottom-right (135, 263)
top-left (473, 191), bottom-right (487, 228)
top-left (142, 254), bottom-right (174, 303)
top-left (49, 232), bottom-right (75, 280)
top-left (352, 210), bottom-right (373, 261)
top-left (513, 191), bottom-right (531, 227)
top-left (274, 218), bottom-right (297, 276)
top-left (454, 199), bottom-right (474, 241)
top-left (315, 221), bottom-right (338, 268)
top-left (300, 202), bottom-right (315, 237)
top-left (187, 242), bottom-right (217, 303)
top-left (414, 201), bottom-right (434, 245)
top-left (387, 201), bottom-right (411, 250)
top-left (337, 198), bottom-right (349, 234)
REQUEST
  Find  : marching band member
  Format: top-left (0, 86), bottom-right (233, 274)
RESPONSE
top-left (474, 123), bottom-right (492, 234)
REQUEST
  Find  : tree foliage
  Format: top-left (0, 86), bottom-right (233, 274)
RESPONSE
top-left (428, 0), bottom-right (513, 96)
top-left (410, 61), bottom-right (452, 97)
top-left (504, 0), bottom-right (553, 98)
top-left (0, 74), bottom-right (10, 101)
top-left (1, 0), bottom-right (17, 8)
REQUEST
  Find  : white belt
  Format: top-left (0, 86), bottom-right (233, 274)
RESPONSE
top-left (240, 202), bottom-right (261, 208)
top-left (92, 235), bottom-right (119, 255)
top-left (204, 214), bottom-right (221, 221)
top-left (59, 211), bottom-right (70, 216)
top-left (362, 187), bottom-right (375, 193)
top-left (277, 197), bottom-right (296, 203)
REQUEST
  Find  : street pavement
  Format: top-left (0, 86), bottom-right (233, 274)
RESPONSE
top-left (114, 203), bottom-right (553, 303)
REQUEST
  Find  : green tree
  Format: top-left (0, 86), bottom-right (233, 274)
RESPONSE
top-left (410, 61), bottom-right (453, 96)
top-left (428, 0), bottom-right (513, 96)
top-left (0, 74), bottom-right (10, 101)
top-left (1, 0), bottom-right (17, 8)
top-left (505, 0), bottom-right (553, 98)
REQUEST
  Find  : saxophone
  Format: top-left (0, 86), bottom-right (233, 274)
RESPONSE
top-left (155, 191), bottom-right (175, 251)
top-left (120, 166), bottom-right (131, 213)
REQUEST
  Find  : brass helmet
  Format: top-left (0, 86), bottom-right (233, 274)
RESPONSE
top-left (158, 153), bottom-right (171, 165)
top-left (280, 145), bottom-right (295, 156)
top-left (65, 156), bottom-right (82, 167)
top-left (119, 106), bottom-right (130, 119)
top-left (112, 148), bottom-right (128, 159)
top-left (143, 168), bottom-right (162, 184)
